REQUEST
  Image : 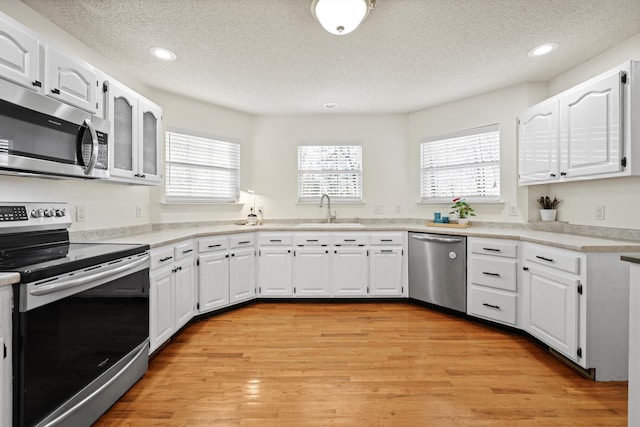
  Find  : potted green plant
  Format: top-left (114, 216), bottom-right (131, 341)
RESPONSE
top-left (450, 198), bottom-right (475, 225)
top-left (537, 196), bottom-right (560, 221)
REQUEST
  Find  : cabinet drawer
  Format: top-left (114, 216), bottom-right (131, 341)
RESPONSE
top-left (369, 232), bottom-right (403, 245)
top-left (229, 234), bottom-right (255, 248)
top-left (470, 238), bottom-right (517, 258)
top-left (174, 240), bottom-right (194, 260)
top-left (332, 233), bottom-right (367, 246)
top-left (293, 233), bottom-right (330, 246)
top-left (258, 233), bottom-right (293, 246)
top-left (150, 246), bottom-right (174, 270)
top-left (523, 243), bottom-right (581, 275)
top-left (468, 285), bottom-right (517, 325)
top-left (469, 257), bottom-right (517, 292)
top-left (198, 236), bottom-right (228, 253)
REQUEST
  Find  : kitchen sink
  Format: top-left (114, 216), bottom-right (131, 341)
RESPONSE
top-left (294, 222), bottom-right (365, 228)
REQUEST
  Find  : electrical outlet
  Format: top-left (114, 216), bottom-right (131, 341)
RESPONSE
top-left (595, 205), bottom-right (605, 220)
top-left (136, 205), bottom-right (142, 218)
top-left (76, 205), bottom-right (86, 222)
top-left (508, 205), bottom-right (518, 216)
top-left (374, 205), bottom-right (384, 215)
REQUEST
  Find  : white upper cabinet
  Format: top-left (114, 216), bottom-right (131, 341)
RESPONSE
top-left (559, 68), bottom-right (623, 178)
top-left (518, 61), bottom-right (639, 185)
top-left (44, 45), bottom-right (99, 113)
top-left (105, 78), bottom-right (163, 184)
top-left (518, 99), bottom-right (559, 183)
top-left (0, 16), bottom-right (40, 90)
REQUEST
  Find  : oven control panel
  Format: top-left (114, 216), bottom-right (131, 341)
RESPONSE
top-left (0, 202), bottom-right (71, 233)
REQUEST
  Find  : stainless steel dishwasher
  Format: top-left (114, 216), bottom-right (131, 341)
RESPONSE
top-left (408, 232), bottom-right (467, 313)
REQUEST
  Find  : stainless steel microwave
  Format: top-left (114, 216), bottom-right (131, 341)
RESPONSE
top-left (0, 78), bottom-right (109, 179)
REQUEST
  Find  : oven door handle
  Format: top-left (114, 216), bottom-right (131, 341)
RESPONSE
top-left (30, 255), bottom-right (149, 296)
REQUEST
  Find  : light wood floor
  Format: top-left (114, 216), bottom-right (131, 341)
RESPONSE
top-left (94, 302), bottom-right (628, 426)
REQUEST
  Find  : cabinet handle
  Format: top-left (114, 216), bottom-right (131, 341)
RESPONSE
top-left (51, 88), bottom-right (60, 94)
top-left (381, 250), bottom-right (394, 253)
top-left (535, 255), bottom-right (554, 262)
top-left (182, 249), bottom-right (193, 254)
top-left (482, 247), bottom-right (501, 252)
top-left (269, 239), bottom-right (281, 242)
top-left (482, 272), bottom-right (501, 277)
top-left (208, 244), bottom-right (221, 248)
top-left (381, 239), bottom-right (393, 242)
top-left (560, 172), bottom-right (567, 176)
top-left (344, 239), bottom-right (356, 242)
top-left (231, 253), bottom-right (235, 257)
top-left (306, 239), bottom-right (318, 242)
top-left (482, 303), bottom-right (501, 310)
top-left (225, 254), bottom-right (229, 258)
top-left (32, 80), bottom-right (42, 87)
top-left (159, 256), bottom-right (173, 262)
top-left (550, 173), bottom-right (556, 178)
top-left (238, 241), bottom-right (250, 244)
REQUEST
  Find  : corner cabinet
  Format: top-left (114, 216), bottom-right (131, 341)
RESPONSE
top-left (105, 78), bottom-right (162, 185)
top-left (518, 61), bottom-right (640, 185)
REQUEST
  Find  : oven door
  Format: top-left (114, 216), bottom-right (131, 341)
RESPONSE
top-left (13, 253), bottom-right (149, 427)
top-left (0, 78), bottom-right (109, 180)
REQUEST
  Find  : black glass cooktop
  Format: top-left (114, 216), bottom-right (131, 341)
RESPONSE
top-left (0, 230), bottom-right (149, 283)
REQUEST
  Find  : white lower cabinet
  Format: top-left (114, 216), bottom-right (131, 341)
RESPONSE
top-left (294, 246), bottom-right (331, 297)
top-left (369, 232), bottom-right (405, 296)
top-left (197, 234), bottom-right (256, 314)
top-left (149, 240), bottom-right (195, 354)
top-left (258, 233), bottom-right (293, 297)
top-left (0, 286), bottom-right (12, 427)
top-left (332, 247), bottom-right (368, 296)
top-left (467, 238), bottom-right (520, 327)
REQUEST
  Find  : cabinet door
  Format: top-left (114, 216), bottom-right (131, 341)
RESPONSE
top-left (174, 257), bottom-right (195, 331)
top-left (523, 266), bottom-right (580, 362)
top-left (149, 267), bottom-right (174, 353)
top-left (229, 247), bottom-right (256, 303)
top-left (106, 79), bottom-right (138, 179)
top-left (0, 17), bottom-right (40, 90)
top-left (518, 99), bottom-right (560, 184)
top-left (138, 97), bottom-right (163, 183)
top-left (369, 248), bottom-right (403, 296)
top-left (332, 248), bottom-right (368, 296)
top-left (559, 69), bottom-right (624, 178)
top-left (294, 248), bottom-right (331, 297)
top-left (0, 286), bottom-right (10, 427)
top-left (44, 45), bottom-right (98, 113)
top-left (259, 247), bottom-right (293, 296)
top-left (198, 251), bottom-right (230, 312)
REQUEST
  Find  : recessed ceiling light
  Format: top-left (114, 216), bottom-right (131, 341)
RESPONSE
top-left (149, 46), bottom-right (177, 61)
top-left (323, 102), bottom-right (338, 109)
top-left (527, 43), bottom-right (559, 57)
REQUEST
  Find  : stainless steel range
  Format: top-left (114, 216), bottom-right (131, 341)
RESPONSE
top-left (0, 202), bottom-right (150, 427)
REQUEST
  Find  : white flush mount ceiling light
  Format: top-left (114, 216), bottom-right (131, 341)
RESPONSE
top-left (527, 42), bottom-right (559, 57)
top-left (311, 0), bottom-right (375, 35)
top-left (149, 46), bottom-right (177, 61)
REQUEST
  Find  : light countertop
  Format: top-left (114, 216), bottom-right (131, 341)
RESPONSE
top-left (0, 272), bottom-right (20, 287)
top-left (76, 222), bottom-right (640, 253)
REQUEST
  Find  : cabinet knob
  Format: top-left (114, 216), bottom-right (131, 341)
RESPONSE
top-left (550, 173), bottom-right (556, 177)
top-left (560, 172), bottom-right (567, 176)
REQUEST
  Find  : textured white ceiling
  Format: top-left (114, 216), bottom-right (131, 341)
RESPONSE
top-left (20, 0), bottom-right (640, 115)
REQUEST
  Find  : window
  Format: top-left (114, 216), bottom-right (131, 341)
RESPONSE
top-left (165, 131), bottom-right (240, 203)
top-left (420, 124), bottom-right (500, 202)
top-left (298, 145), bottom-right (362, 202)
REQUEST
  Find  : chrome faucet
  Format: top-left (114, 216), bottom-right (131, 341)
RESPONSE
top-left (319, 193), bottom-right (337, 223)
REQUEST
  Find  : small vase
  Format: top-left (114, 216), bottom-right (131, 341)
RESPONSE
top-left (457, 218), bottom-right (470, 225)
top-left (540, 209), bottom-right (557, 221)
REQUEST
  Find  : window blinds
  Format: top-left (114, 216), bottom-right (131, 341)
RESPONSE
top-left (420, 125), bottom-right (500, 202)
top-left (298, 145), bottom-right (362, 202)
top-left (165, 131), bottom-right (240, 203)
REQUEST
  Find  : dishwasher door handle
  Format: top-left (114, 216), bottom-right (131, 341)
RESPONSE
top-left (411, 235), bottom-right (464, 244)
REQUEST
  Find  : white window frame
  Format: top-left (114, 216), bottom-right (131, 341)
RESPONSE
top-left (164, 130), bottom-right (240, 203)
top-left (297, 144), bottom-right (363, 203)
top-left (420, 124), bottom-right (500, 203)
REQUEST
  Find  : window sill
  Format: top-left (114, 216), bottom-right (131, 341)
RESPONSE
top-left (417, 199), bottom-right (505, 205)
top-left (296, 201), bottom-right (367, 207)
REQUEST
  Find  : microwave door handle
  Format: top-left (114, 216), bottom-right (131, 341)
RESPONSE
top-left (80, 118), bottom-right (99, 175)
